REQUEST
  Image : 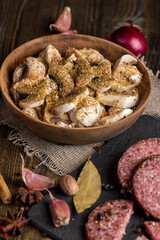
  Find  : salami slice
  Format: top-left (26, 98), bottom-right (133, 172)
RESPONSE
top-left (85, 199), bottom-right (133, 240)
top-left (135, 236), bottom-right (149, 240)
top-left (133, 155), bottom-right (160, 220)
top-left (144, 221), bottom-right (160, 240)
top-left (117, 138), bottom-right (160, 192)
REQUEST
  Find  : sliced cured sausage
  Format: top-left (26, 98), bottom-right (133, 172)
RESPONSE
top-left (144, 221), bottom-right (160, 240)
top-left (117, 138), bottom-right (160, 192)
top-left (85, 199), bottom-right (133, 240)
top-left (135, 236), bottom-right (149, 240)
top-left (133, 155), bottom-right (160, 220)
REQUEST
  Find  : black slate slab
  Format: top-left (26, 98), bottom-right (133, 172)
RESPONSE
top-left (28, 115), bottom-right (160, 240)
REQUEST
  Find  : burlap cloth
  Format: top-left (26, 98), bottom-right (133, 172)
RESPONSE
top-left (0, 65), bottom-right (159, 176)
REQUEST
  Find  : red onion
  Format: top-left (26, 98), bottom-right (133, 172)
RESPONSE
top-left (109, 21), bottom-right (148, 57)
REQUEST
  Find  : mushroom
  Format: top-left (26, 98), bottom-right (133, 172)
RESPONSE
top-left (79, 48), bottom-right (104, 64)
top-left (48, 64), bottom-right (74, 97)
top-left (114, 54), bottom-right (137, 68)
top-left (68, 96), bottom-right (105, 127)
top-left (23, 57), bottom-right (46, 80)
top-left (43, 104), bottom-right (70, 125)
top-left (64, 53), bottom-right (77, 76)
top-left (65, 48), bottom-right (93, 88)
top-left (38, 44), bottom-right (62, 67)
top-left (18, 77), bottom-right (54, 109)
top-left (97, 88), bottom-right (139, 109)
top-left (54, 87), bottom-right (89, 115)
top-left (13, 63), bottom-right (26, 83)
top-left (22, 107), bottom-right (39, 120)
top-left (95, 107), bottom-right (133, 126)
top-left (111, 54), bottom-right (142, 92)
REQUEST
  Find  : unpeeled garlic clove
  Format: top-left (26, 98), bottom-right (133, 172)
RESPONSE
top-left (20, 154), bottom-right (57, 191)
top-left (49, 7), bottom-right (71, 33)
top-left (47, 189), bottom-right (71, 227)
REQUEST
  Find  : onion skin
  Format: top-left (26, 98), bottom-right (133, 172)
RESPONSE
top-left (109, 24), bottom-right (148, 57)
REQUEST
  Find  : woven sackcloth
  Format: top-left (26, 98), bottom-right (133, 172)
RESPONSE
top-left (0, 65), bottom-right (159, 176)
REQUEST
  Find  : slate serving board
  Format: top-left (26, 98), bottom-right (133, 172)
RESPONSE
top-left (28, 115), bottom-right (160, 240)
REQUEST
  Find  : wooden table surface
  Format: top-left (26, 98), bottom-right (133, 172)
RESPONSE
top-left (0, 0), bottom-right (160, 239)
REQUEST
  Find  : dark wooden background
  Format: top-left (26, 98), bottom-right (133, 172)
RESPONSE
top-left (0, 0), bottom-right (160, 239)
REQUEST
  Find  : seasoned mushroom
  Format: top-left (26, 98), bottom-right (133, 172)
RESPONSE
top-left (66, 48), bottom-right (93, 88)
top-left (23, 57), bottom-right (46, 80)
top-left (54, 87), bottom-right (89, 115)
top-left (43, 104), bottom-right (70, 125)
top-left (95, 107), bottom-right (133, 126)
top-left (38, 44), bottom-right (62, 67)
top-left (48, 64), bottom-right (74, 97)
top-left (13, 63), bottom-right (26, 83)
top-left (111, 54), bottom-right (142, 92)
top-left (68, 96), bottom-right (105, 127)
top-left (18, 76), bottom-right (54, 109)
top-left (97, 88), bottom-right (139, 109)
top-left (64, 53), bottom-right (77, 76)
top-left (22, 107), bottom-right (39, 120)
top-left (88, 59), bottom-right (113, 93)
top-left (79, 48), bottom-right (104, 64)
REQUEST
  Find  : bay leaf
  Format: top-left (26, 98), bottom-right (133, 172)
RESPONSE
top-left (73, 158), bottom-right (101, 214)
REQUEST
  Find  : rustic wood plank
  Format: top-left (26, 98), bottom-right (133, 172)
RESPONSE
top-left (0, 0), bottom-right (27, 65)
top-left (145, 0), bottom-right (160, 73)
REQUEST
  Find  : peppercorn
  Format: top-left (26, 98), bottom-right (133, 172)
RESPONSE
top-left (102, 184), bottom-right (114, 191)
top-left (108, 207), bottom-right (115, 216)
top-left (97, 212), bottom-right (104, 221)
top-left (134, 227), bottom-right (142, 233)
top-left (123, 205), bottom-right (128, 209)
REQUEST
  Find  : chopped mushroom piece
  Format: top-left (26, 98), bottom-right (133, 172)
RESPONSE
top-left (48, 64), bottom-right (74, 97)
top-left (23, 57), bottom-right (46, 80)
top-left (111, 54), bottom-right (142, 92)
top-left (97, 88), bottom-right (139, 108)
top-left (19, 76), bottom-right (54, 109)
top-left (43, 104), bottom-right (69, 124)
top-left (88, 59), bottom-right (113, 92)
top-left (95, 107), bottom-right (133, 126)
top-left (38, 44), bottom-right (62, 67)
top-left (11, 57), bottom-right (47, 100)
top-left (68, 96), bottom-right (105, 127)
top-left (64, 53), bottom-right (77, 76)
top-left (114, 54), bottom-right (137, 67)
top-left (54, 87), bottom-right (89, 115)
top-left (22, 108), bottom-right (39, 119)
top-left (79, 48), bottom-right (104, 64)
top-left (66, 48), bottom-right (93, 87)
top-left (13, 63), bottom-right (26, 83)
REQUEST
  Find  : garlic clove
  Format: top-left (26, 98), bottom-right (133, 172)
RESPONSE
top-left (47, 189), bottom-right (71, 227)
top-left (20, 154), bottom-right (57, 191)
top-left (61, 30), bottom-right (77, 34)
top-left (49, 7), bottom-right (71, 33)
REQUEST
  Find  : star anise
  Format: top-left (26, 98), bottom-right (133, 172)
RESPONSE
top-left (0, 208), bottom-right (30, 235)
top-left (15, 187), bottom-right (44, 205)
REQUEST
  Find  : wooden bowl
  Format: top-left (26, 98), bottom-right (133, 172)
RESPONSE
top-left (0, 34), bottom-right (151, 144)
